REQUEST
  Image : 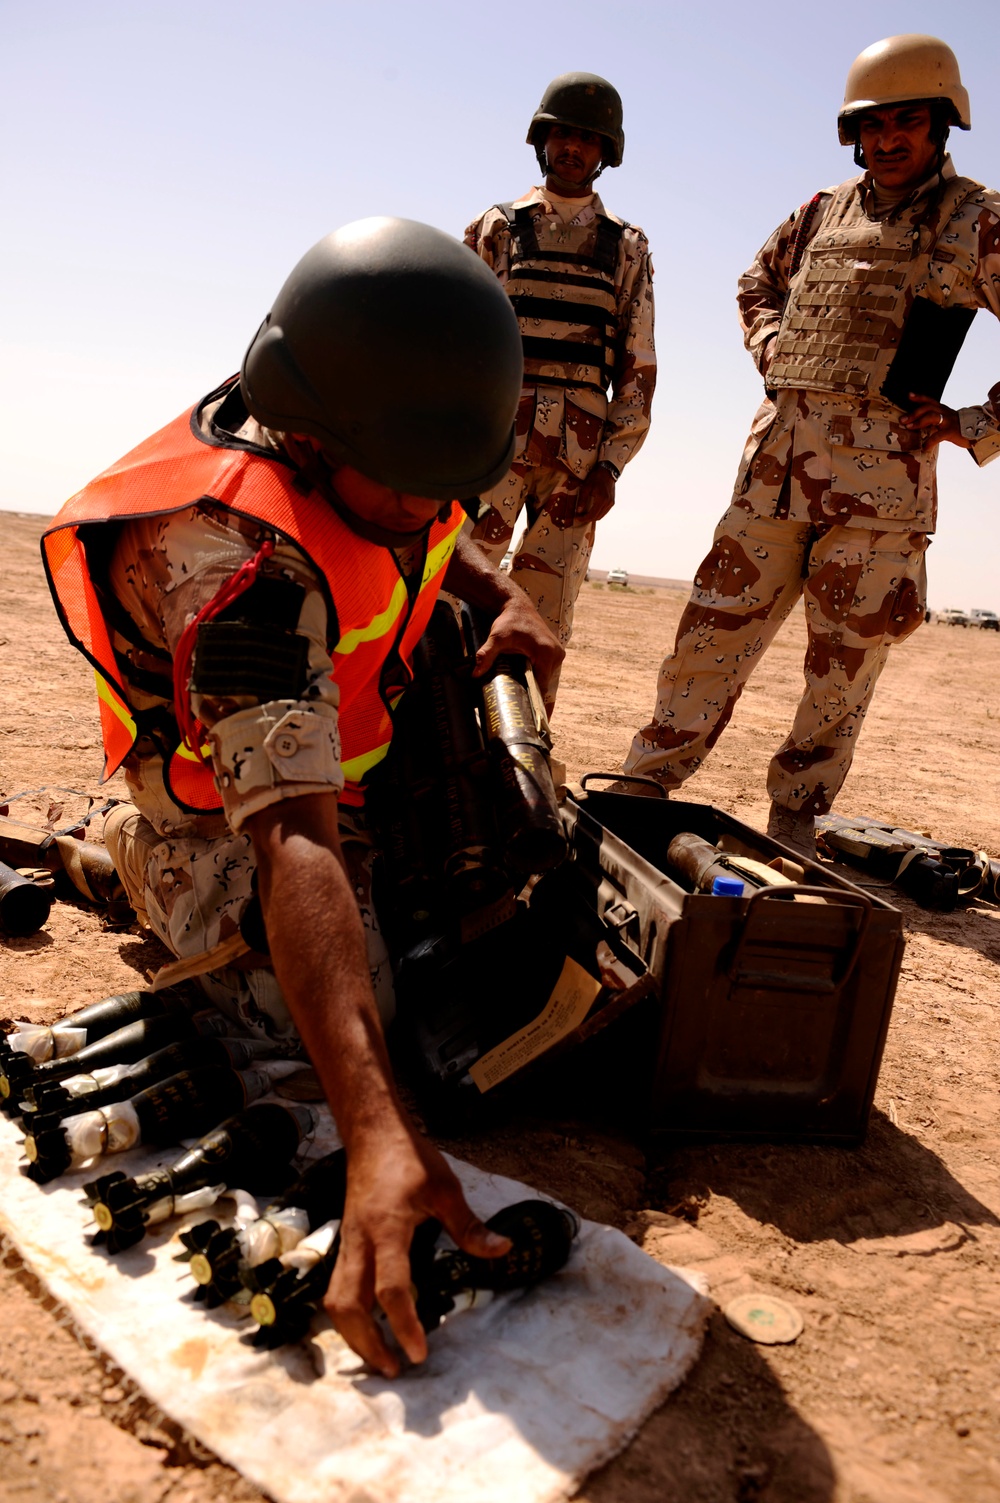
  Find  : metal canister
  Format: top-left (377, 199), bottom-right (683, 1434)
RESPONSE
top-left (0, 861), bottom-right (52, 937)
top-left (479, 664), bottom-right (566, 874)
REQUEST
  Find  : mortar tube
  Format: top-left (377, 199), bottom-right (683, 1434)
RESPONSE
top-left (21, 1035), bottom-right (279, 1121)
top-left (181, 1148), bottom-right (347, 1306)
top-left (8, 991), bottom-right (168, 1070)
top-left (84, 1102), bottom-right (317, 1254)
top-left (0, 861), bottom-right (52, 937)
top-left (666, 833), bottom-right (737, 893)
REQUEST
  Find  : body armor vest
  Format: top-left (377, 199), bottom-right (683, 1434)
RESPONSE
top-left (768, 174), bottom-right (982, 399)
top-left (498, 202), bottom-right (624, 395)
top-left (42, 382), bottom-right (464, 814)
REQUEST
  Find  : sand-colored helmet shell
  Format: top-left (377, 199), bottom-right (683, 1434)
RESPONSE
top-left (838, 34), bottom-right (970, 144)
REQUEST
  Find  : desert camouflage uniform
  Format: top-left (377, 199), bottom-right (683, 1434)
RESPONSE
top-left (100, 398), bottom-right (395, 1044)
top-left (465, 188), bottom-right (655, 691)
top-left (624, 157), bottom-right (1000, 815)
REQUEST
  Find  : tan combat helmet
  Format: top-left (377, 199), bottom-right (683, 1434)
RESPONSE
top-left (838, 34), bottom-right (971, 144)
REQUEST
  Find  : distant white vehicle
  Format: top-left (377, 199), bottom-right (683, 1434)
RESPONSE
top-left (938, 607), bottom-right (969, 627)
top-left (606, 566), bottom-right (629, 587)
top-left (969, 608), bottom-right (1000, 631)
top-left (499, 549), bottom-right (515, 574)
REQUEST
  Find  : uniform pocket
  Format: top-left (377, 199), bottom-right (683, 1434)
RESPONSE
top-left (827, 414), bottom-right (933, 524)
top-left (879, 532), bottom-right (928, 643)
top-left (733, 399), bottom-right (787, 505)
top-left (563, 391), bottom-right (607, 477)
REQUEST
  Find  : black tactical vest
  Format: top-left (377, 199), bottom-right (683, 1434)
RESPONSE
top-left (497, 202), bottom-right (624, 396)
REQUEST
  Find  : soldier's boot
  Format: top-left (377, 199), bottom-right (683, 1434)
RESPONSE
top-left (766, 803), bottom-right (817, 860)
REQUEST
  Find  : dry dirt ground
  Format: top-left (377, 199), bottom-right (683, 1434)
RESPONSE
top-left (1, 510), bottom-right (998, 1503)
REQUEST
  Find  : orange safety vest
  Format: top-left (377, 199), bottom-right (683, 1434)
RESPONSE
top-left (42, 387), bottom-right (465, 813)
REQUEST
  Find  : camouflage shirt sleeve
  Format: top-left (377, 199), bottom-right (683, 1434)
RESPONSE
top-left (957, 190), bottom-right (1000, 467)
top-left (737, 195), bottom-right (831, 375)
top-left (109, 504), bottom-right (343, 835)
top-left (600, 226), bottom-right (656, 474)
top-left (464, 206), bottom-right (513, 281)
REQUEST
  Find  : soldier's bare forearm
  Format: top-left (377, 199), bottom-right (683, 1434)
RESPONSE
top-left (246, 791), bottom-right (509, 1377)
top-left (446, 534), bottom-right (564, 705)
top-left (444, 531), bottom-right (518, 608)
top-left (246, 793), bottom-right (401, 1140)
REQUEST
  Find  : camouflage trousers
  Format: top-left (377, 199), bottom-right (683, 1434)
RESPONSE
top-left (104, 801), bottom-right (395, 1047)
top-left (622, 506), bottom-right (928, 815)
top-left (471, 458), bottom-right (596, 699)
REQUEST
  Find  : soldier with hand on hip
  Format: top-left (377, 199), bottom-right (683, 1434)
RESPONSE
top-left (465, 72), bottom-right (656, 707)
top-left (621, 35), bottom-right (1000, 856)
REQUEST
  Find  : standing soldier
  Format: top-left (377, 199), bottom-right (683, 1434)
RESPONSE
top-left (465, 72), bottom-right (656, 705)
top-left (621, 35), bottom-right (1000, 854)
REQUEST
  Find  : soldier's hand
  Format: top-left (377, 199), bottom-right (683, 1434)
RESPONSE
top-left (472, 590), bottom-right (564, 710)
top-left (901, 395), bottom-right (969, 450)
top-left (324, 1119), bottom-right (510, 1378)
top-left (575, 467), bottom-right (617, 522)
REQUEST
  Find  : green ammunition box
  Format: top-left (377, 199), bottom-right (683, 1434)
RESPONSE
top-left (559, 788), bottom-right (904, 1145)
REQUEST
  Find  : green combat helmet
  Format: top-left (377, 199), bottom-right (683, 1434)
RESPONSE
top-left (527, 72), bottom-right (625, 173)
top-left (240, 217), bottom-right (524, 502)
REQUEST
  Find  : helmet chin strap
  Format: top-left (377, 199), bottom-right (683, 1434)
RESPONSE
top-left (535, 145), bottom-right (606, 192)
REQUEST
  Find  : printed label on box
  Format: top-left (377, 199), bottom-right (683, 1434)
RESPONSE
top-left (469, 957), bottom-right (602, 1093)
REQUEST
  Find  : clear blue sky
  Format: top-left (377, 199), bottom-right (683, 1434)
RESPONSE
top-left (1, 0), bottom-right (996, 607)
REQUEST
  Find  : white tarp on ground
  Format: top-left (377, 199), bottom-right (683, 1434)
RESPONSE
top-left (0, 1112), bottom-right (708, 1503)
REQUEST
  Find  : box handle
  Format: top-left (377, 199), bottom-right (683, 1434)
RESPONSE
top-left (726, 885), bottom-right (872, 995)
top-left (603, 897), bottom-right (640, 933)
top-left (579, 773), bottom-right (669, 798)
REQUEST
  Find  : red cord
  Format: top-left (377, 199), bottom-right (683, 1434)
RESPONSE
top-left (172, 536), bottom-right (276, 765)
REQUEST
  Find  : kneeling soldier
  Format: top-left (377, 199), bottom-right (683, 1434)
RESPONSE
top-left (43, 218), bottom-right (562, 1376)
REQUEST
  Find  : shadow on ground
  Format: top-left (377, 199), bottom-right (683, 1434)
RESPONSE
top-left (647, 1108), bottom-right (999, 1245)
top-left (822, 859), bottom-right (1000, 964)
top-left (581, 1311), bottom-right (836, 1503)
top-left (440, 1114), bottom-right (838, 1503)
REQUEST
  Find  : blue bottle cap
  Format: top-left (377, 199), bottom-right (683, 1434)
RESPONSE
top-left (711, 875), bottom-right (745, 897)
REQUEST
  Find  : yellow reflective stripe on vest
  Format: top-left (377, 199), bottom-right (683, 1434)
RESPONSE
top-left (95, 670), bottom-right (136, 740)
top-left (333, 529), bottom-right (459, 659)
top-left (335, 577), bottom-right (407, 658)
top-left (422, 527), bottom-right (459, 588)
top-left (342, 739), bottom-right (392, 783)
top-left (174, 736), bottom-right (212, 763)
top-left (341, 683), bottom-right (410, 784)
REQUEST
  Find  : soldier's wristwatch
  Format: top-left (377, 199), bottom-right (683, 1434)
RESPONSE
top-left (595, 460), bottom-right (620, 481)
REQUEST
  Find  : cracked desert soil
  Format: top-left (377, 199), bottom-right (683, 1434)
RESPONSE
top-left (0, 509), bottom-right (998, 1503)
